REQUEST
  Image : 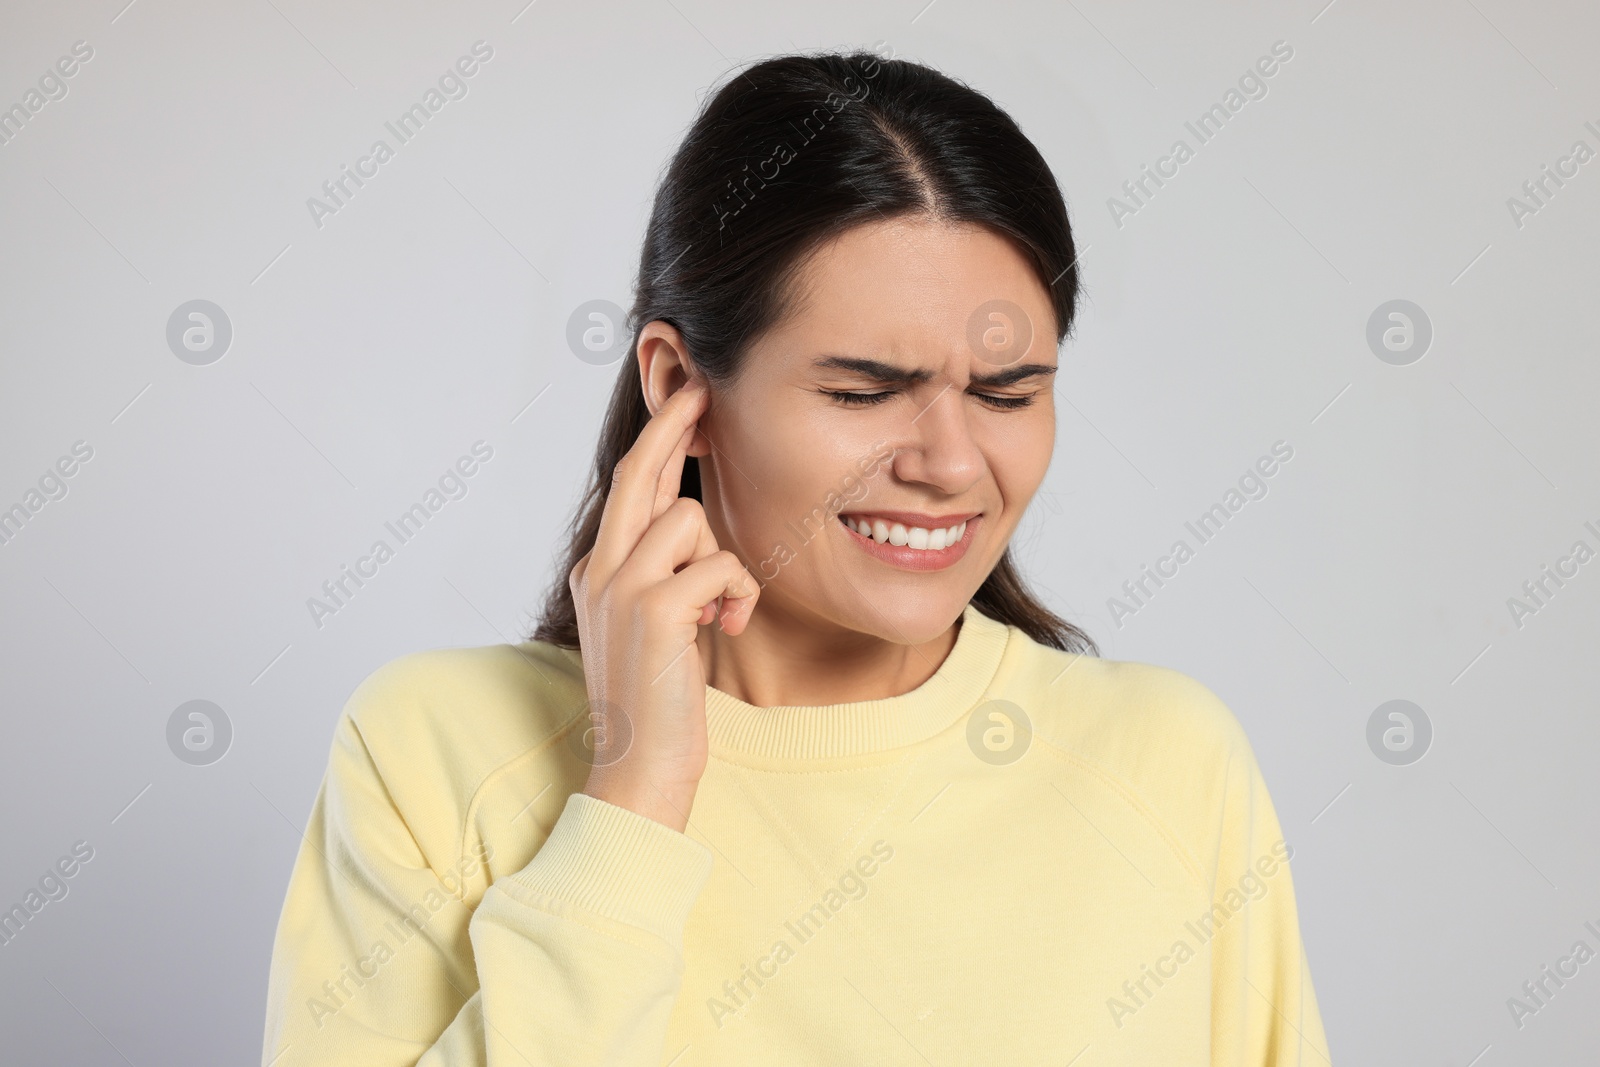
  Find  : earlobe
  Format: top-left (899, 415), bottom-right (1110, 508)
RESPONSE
top-left (685, 421), bottom-right (712, 458)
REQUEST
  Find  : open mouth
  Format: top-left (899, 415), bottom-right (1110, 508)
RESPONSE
top-left (838, 514), bottom-right (968, 551)
top-left (835, 512), bottom-right (980, 571)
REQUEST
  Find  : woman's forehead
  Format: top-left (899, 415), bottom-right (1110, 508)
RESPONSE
top-left (761, 227), bottom-right (1056, 367)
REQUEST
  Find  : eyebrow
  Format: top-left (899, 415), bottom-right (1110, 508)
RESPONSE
top-left (812, 355), bottom-right (1058, 388)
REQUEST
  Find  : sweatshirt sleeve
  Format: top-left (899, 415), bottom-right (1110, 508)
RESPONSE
top-left (260, 709), bottom-right (715, 1067)
top-left (1207, 739), bottom-right (1333, 1067)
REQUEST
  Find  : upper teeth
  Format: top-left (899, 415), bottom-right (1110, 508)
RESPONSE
top-left (845, 516), bottom-right (967, 550)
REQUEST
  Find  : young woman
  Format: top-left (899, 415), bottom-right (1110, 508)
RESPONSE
top-left (262, 49), bottom-right (1330, 1066)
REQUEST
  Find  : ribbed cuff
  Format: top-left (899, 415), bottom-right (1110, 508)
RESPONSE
top-left (506, 791), bottom-right (714, 950)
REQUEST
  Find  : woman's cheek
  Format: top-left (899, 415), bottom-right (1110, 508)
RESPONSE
top-left (990, 416), bottom-right (1052, 485)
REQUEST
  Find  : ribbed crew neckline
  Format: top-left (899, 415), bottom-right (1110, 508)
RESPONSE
top-left (702, 604), bottom-right (1010, 760)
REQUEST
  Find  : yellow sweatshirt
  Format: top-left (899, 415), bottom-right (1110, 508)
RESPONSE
top-left (261, 604), bottom-right (1330, 1065)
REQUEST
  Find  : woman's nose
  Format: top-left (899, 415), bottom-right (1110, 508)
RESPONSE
top-left (891, 386), bottom-right (985, 493)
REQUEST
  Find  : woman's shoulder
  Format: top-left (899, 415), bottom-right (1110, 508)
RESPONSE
top-left (995, 626), bottom-right (1274, 883)
top-left (993, 625), bottom-right (1253, 765)
top-left (331, 637), bottom-right (590, 829)
top-left (989, 627), bottom-right (1281, 893)
top-left (344, 636), bottom-right (588, 752)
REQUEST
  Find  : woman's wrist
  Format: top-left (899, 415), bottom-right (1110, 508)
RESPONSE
top-left (581, 774), bottom-right (698, 834)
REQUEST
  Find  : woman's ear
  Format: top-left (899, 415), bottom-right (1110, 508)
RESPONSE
top-left (636, 320), bottom-right (711, 457)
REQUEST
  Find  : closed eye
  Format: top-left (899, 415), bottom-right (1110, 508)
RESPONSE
top-left (822, 389), bottom-right (895, 406)
top-left (821, 389), bottom-right (1036, 410)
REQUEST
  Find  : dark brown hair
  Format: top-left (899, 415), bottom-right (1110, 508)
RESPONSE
top-left (532, 48), bottom-right (1097, 656)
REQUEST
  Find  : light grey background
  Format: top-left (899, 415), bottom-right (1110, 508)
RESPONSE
top-left (2, 0), bottom-right (1596, 1062)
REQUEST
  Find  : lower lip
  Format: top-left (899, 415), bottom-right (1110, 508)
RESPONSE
top-left (839, 515), bottom-right (979, 572)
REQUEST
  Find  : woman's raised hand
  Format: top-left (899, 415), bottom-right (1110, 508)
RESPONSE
top-left (568, 378), bottom-right (759, 833)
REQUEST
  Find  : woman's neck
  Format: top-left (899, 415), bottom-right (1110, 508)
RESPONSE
top-left (695, 602), bottom-right (961, 708)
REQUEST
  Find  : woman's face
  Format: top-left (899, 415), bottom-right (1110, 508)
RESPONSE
top-left (691, 216), bottom-right (1059, 646)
